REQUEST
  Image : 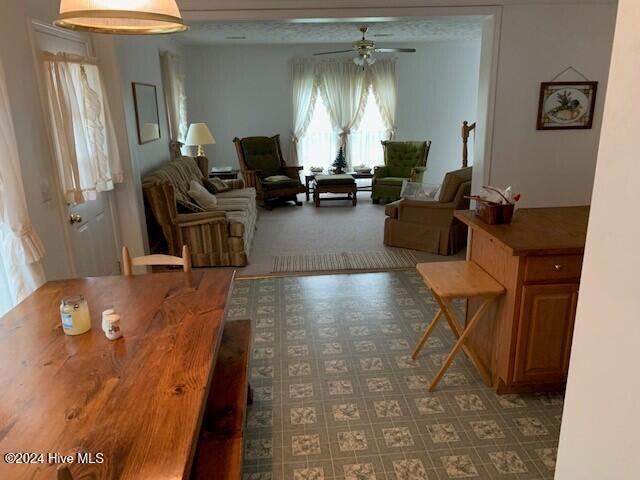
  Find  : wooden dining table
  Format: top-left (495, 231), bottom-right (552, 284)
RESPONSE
top-left (0, 269), bottom-right (235, 480)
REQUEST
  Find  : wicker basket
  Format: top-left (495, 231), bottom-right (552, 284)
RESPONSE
top-left (475, 203), bottom-right (514, 225)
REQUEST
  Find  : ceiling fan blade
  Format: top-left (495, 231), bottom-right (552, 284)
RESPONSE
top-left (374, 48), bottom-right (417, 53)
top-left (313, 49), bottom-right (354, 56)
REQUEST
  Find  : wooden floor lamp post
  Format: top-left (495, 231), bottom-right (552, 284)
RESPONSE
top-left (462, 121), bottom-right (476, 168)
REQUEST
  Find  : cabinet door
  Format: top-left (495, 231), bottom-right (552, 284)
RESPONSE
top-left (513, 284), bottom-right (578, 384)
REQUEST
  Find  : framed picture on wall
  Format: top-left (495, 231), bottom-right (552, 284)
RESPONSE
top-left (132, 82), bottom-right (161, 144)
top-left (536, 81), bottom-right (598, 130)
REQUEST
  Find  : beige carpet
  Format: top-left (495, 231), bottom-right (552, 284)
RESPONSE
top-left (236, 192), bottom-right (465, 278)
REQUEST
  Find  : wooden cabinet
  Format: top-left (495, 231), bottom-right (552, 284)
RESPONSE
top-left (513, 283), bottom-right (578, 383)
top-left (455, 207), bottom-right (589, 393)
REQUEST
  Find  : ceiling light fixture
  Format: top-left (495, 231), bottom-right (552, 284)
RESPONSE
top-left (54, 0), bottom-right (188, 35)
top-left (353, 54), bottom-right (376, 69)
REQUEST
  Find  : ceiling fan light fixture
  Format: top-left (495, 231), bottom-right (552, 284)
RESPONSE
top-left (354, 55), bottom-right (375, 68)
top-left (54, 0), bottom-right (188, 35)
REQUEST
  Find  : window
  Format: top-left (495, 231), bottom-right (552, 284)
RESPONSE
top-left (298, 92), bottom-right (338, 172)
top-left (299, 86), bottom-right (388, 171)
top-left (349, 86), bottom-right (388, 169)
top-left (41, 53), bottom-right (123, 204)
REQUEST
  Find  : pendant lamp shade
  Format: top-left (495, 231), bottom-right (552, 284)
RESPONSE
top-left (55, 0), bottom-right (188, 35)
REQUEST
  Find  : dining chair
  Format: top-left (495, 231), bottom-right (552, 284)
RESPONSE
top-left (122, 245), bottom-right (192, 276)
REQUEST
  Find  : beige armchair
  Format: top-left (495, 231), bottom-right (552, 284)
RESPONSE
top-left (384, 166), bottom-right (472, 255)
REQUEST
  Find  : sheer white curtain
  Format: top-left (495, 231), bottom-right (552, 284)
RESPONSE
top-left (42, 52), bottom-right (122, 204)
top-left (318, 61), bottom-right (368, 169)
top-left (369, 59), bottom-right (398, 139)
top-left (349, 87), bottom-right (388, 169)
top-left (160, 51), bottom-right (188, 145)
top-left (298, 92), bottom-right (339, 172)
top-left (290, 60), bottom-right (318, 166)
top-left (0, 58), bottom-right (46, 309)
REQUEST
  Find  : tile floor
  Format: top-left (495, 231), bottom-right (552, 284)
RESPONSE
top-left (226, 271), bottom-right (563, 480)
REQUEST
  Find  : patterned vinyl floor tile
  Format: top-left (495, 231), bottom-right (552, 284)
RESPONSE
top-left (227, 271), bottom-right (563, 480)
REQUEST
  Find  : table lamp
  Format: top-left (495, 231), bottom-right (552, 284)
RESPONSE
top-left (186, 123), bottom-right (216, 176)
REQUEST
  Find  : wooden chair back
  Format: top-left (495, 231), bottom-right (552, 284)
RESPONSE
top-left (380, 140), bottom-right (431, 168)
top-left (233, 134), bottom-right (286, 173)
top-left (122, 245), bottom-right (192, 276)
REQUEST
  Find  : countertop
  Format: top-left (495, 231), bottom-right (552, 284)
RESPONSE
top-left (454, 206), bottom-right (590, 255)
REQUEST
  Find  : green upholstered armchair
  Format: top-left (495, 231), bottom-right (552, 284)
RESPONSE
top-left (233, 135), bottom-right (306, 208)
top-left (372, 140), bottom-right (431, 204)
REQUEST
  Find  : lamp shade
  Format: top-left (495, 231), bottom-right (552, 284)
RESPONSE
top-left (54, 0), bottom-right (187, 35)
top-left (185, 123), bottom-right (216, 146)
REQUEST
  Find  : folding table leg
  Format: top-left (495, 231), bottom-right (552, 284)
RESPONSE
top-left (434, 295), bottom-right (493, 387)
top-left (428, 297), bottom-right (495, 392)
top-left (411, 309), bottom-right (443, 360)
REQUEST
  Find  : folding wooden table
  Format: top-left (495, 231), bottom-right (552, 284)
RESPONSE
top-left (412, 261), bottom-right (505, 391)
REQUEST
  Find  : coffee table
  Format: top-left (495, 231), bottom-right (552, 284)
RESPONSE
top-left (305, 171), bottom-right (373, 201)
top-left (313, 174), bottom-right (357, 207)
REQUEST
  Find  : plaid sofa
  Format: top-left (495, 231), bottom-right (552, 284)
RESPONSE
top-left (142, 156), bottom-right (257, 267)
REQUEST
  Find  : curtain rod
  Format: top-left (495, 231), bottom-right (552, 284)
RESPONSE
top-left (40, 51), bottom-right (99, 66)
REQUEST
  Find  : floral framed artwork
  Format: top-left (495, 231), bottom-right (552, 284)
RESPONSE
top-left (536, 81), bottom-right (598, 130)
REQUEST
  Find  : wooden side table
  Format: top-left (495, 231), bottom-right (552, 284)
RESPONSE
top-left (412, 261), bottom-right (505, 391)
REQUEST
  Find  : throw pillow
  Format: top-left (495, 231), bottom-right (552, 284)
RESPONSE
top-left (264, 175), bottom-right (292, 182)
top-left (209, 176), bottom-right (231, 193)
top-left (188, 180), bottom-right (218, 210)
top-left (202, 177), bottom-right (219, 194)
top-left (176, 198), bottom-right (204, 214)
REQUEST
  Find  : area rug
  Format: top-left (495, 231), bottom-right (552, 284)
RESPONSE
top-left (272, 249), bottom-right (420, 274)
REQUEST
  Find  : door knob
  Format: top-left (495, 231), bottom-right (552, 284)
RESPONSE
top-left (69, 214), bottom-right (83, 224)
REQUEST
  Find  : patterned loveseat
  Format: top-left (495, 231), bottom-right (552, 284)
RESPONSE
top-left (142, 156), bottom-right (257, 267)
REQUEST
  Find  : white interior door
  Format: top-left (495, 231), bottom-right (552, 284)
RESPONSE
top-left (33, 22), bottom-right (120, 278)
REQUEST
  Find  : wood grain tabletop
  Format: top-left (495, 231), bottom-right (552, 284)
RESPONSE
top-left (0, 269), bottom-right (235, 480)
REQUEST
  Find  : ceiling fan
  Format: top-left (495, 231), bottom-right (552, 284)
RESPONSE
top-left (313, 26), bottom-right (416, 68)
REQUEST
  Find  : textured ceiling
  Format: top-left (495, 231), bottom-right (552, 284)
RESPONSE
top-left (177, 17), bottom-right (485, 45)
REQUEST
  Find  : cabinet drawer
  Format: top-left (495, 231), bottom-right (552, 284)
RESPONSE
top-left (524, 255), bottom-right (583, 282)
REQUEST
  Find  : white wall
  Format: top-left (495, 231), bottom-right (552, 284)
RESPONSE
top-left (396, 41), bottom-right (481, 183)
top-left (185, 41), bottom-right (480, 184)
top-left (488, 3), bottom-right (617, 207)
top-left (116, 36), bottom-right (184, 177)
top-left (555, 1), bottom-right (639, 478)
top-left (107, 35), bottom-right (186, 254)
